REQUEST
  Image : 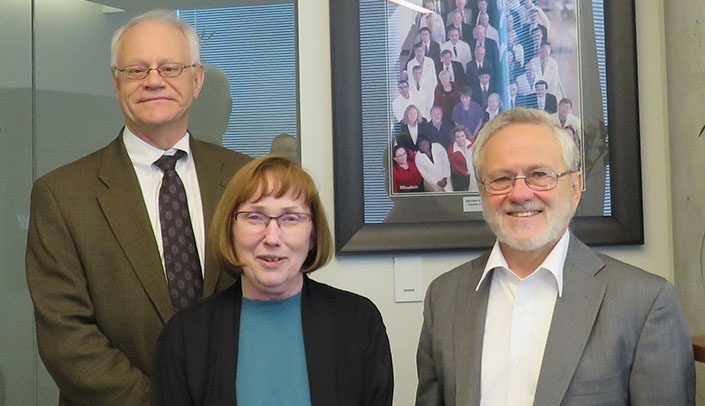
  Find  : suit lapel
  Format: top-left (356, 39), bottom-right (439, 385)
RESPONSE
top-left (96, 135), bottom-right (174, 323)
top-left (533, 236), bottom-right (606, 404)
top-left (190, 138), bottom-right (231, 296)
top-left (454, 256), bottom-right (491, 405)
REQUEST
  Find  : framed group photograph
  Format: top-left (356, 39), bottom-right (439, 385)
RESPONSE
top-left (330, 0), bottom-right (643, 254)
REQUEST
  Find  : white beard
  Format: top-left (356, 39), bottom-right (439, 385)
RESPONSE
top-left (482, 197), bottom-right (575, 251)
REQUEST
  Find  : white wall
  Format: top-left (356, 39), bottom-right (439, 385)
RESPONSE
top-left (663, 1), bottom-right (705, 404)
top-left (298, 1), bottom-right (676, 404)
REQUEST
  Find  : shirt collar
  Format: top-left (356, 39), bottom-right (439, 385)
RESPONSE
top-left (452, 142), bottom-right (469, 153)
top-left (476, 230), bottom-right (570, 296)
top-left (122, 126), bottom-right (192, 170)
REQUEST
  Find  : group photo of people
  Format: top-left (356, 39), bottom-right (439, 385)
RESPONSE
top-left (389, 0), bottom-right (583, 195)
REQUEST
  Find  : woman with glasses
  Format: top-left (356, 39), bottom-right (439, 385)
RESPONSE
top-left (391, 144), bottom-right (424, 193)
top-left (151, 156), bottom-right (394, 405)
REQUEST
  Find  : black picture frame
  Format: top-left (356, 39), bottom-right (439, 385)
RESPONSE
top-left (330, 0), bottom-right (643, 255)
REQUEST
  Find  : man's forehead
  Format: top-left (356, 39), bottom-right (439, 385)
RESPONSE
top-left (486, 125), bottom-right (559, 155)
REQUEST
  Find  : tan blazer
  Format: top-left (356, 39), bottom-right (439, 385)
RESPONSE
top-left (26, 133), bottom-right (251, 405)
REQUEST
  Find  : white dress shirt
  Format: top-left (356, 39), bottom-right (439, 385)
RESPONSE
top-left (551, 111), bottom-right (581, 136)
top-left (451, 142), bottom-right (478, 191)
top-left (407, 56), bottom-right (438, 88)
top-left (415, 142), bottom-right (453, 191)
top-left (392, 93), bottom-right (417, 123)
top-left (537, 95), bottom-right (545, 110)
top-left (485, 106), bottom-right (500, 121)
top-left (516, 72), bottom-right (537, 96)
top-left (408, 75), bottom-right (436, 120)
top-left (529, 56), bottom-right (565, 100)
top-left (483, 24), bottom-right (500, 44)
top-left (446, 8), bottom-right (473, 25)
top-left (407, 124), bottom-right (419, 145)
top-left (477, 231), bottom-right (570, 406)
top-left (511, 42), bottom-right (525, 67)
top-left (440, 63), bottom-right (455, 82)
top-left (441, 39), bottom-right (473, 72)
top-left (122, 127), bottom-right (205, 278)
top-left (419, 11), bottom-right (447, 43)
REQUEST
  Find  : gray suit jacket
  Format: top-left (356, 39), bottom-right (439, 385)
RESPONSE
top-left (26, 132), bottom-right (251, 405)
top-left (416, 234), bottom-right (695, 405)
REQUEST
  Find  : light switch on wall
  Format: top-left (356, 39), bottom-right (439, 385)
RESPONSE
top-left (394, 256), bottom-right (424, 303)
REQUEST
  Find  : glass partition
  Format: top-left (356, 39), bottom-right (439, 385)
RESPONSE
top-left (0, 1), bottom-right (34, 404)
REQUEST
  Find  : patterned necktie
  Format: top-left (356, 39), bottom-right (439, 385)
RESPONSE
top-left (154, 150), bottom-right (203, 311)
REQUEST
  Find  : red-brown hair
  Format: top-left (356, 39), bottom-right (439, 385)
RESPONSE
top-left (210, 156), bottom-right (333, 274)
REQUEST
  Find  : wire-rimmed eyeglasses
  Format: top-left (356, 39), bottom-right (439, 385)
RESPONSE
top-left (233, 211), bottom-right (313, 232)
top-left (481, 168), bottom-right (577, 195)
top-left (114, 63), bottom-right (197, 80)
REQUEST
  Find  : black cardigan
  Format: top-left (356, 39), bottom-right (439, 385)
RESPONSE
top-left (151, 275), bottom-right (394, 405)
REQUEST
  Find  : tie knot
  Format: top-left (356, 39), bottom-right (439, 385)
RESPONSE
top-left (154, 150), bottom-right (186, 172)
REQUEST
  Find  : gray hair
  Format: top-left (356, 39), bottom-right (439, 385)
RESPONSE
top-left (110, 9), bottom-right (201, 70)
top-left (472, 108), bottom-right (580, 180)
top-left (438, 69), bottom-right (452, 81)
top-left (487, 92), bottom-right (501, 104)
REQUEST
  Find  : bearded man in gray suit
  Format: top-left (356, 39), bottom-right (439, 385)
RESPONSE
top-left (415, 108), bottom-right (694, 405)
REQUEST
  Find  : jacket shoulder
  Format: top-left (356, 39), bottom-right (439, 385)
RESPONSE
top-left (594, 252), bottom-right (669, 289)
top-left (568, 236), bottom-right (670, 293)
